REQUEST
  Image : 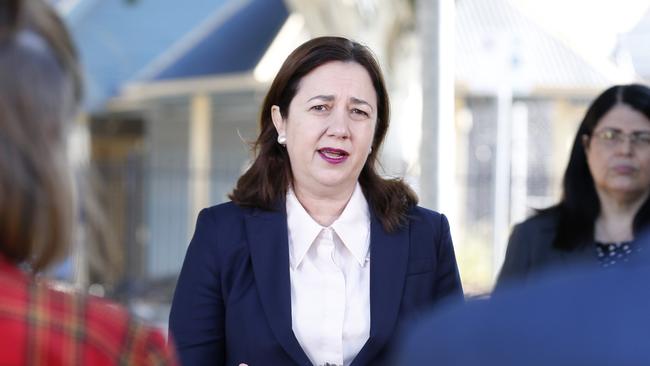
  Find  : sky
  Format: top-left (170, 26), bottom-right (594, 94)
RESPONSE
top-left (508, 0), bottom-right (649, 61)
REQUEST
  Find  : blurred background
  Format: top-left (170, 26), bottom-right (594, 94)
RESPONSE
top-left (48, 0), bottom-right (649, 329)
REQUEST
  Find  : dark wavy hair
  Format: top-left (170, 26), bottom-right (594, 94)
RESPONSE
top-left (229, 36), bottom-right (417, 232)
top-left (545, 83), bottom-right (650, 250)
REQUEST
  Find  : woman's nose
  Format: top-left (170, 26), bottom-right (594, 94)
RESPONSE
top-left (616, 137), bottom-right (634, 155)
top-left (326, 108), bottom-right (351, 139)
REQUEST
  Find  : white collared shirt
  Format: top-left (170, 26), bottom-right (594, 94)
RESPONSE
top-left (286, 183), bottom-right (371, 366)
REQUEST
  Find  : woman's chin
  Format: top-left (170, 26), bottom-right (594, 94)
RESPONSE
top-left (604, 183), bottom-right (650, 201)
top-left (310, 178), bottom-right (356, 193)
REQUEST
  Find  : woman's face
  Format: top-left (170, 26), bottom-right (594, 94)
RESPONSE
top-left (585, 104), bottom-right (650, 202)
top-left (272, 61), bottom-right (377, 197)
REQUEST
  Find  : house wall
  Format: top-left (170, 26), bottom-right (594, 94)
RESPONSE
top-left (142, 90), bottom-right (261, 279)
top-left (210, 91), bottom-right (263, 204)
top-left (145, 97), bottom-right (191, 278)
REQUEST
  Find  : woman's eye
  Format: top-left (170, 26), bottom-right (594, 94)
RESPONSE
top-left (351, 108), bottom-right (369, 117)
top-left (310, 105), bottom-right (328, 112)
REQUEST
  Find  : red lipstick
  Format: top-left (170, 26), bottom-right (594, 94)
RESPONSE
top-left (318, 148), bottom-right (349, 164)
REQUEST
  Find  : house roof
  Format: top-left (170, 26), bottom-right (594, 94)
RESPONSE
top-left (62, 0), bottom-right (288, 111)
top-left (455, 0), bottom-right (627, 95)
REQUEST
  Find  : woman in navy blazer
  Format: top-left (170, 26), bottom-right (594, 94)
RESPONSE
top-left (169, 36), bottom-right (463, 366)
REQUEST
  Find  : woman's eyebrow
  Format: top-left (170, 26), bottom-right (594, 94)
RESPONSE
top-left (307, 95), bottom-right (335, 102)
top-left (306, 95), bottom-right (374, 111)
top-left (350, 97), bottom-right (373, 111)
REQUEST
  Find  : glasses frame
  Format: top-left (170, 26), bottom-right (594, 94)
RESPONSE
top-left (586, 128), bottom-right (650, 149)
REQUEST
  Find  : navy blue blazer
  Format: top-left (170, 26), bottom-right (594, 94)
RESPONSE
top-left (169, 201), bottom-right (463, 366)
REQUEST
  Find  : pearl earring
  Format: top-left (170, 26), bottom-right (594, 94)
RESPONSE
top-left (277, 134), bottom-right (287, 146)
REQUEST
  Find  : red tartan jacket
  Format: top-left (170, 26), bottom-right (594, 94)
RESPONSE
top-left (0, 255), bottom-right (178, 366)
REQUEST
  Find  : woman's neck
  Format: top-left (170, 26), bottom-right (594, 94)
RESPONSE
top-left (595, 190), bottom-right (649, 242)
top-left (292, 184), bottom-right (356, 227)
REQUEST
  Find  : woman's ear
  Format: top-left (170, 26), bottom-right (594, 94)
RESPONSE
top-left (271, 105), bottom-right (285, 137)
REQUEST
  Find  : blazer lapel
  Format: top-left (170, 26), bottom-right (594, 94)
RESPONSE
top-left (563, 242), bottom-right (599, 268)
top-left (245, 207), bottom-right (312, 366)
top-left (352, 213), bottom-right (410, 365)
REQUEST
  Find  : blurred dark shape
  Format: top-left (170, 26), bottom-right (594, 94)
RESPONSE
top-left (398, 238), bottom-right (650, 365)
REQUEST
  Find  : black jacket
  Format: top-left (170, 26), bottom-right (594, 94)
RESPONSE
top-left (495, 210), bottom-right (597, 290)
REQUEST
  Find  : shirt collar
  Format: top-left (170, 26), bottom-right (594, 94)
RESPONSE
top-left (286, 183), bottom-right (371, 269)
top-left (331, 183), bottom-right (371, 266)
top-left (286, 188), bottom-right (326, 269)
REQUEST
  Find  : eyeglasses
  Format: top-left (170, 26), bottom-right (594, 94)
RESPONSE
top-left (588, 128), bottom-right (650, 149)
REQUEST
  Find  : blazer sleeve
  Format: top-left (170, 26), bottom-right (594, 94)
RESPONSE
top-left (169, 208), bottom-right (225, 366)
top-left (495, 222), bottom-right (530, 290)
top-left (433, 214), bottom-right (464, 302)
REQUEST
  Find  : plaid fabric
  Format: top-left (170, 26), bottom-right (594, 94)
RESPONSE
top-left (0, 255), bottom-right (178, 366)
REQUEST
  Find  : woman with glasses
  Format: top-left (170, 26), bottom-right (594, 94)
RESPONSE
top-left (497, 84), bottom-right (650, 289)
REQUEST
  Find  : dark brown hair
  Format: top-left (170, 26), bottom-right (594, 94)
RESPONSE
top-left (230, 36), bottom-right (417, 232)
top-left (0, 0), bottom-right (81, 271)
